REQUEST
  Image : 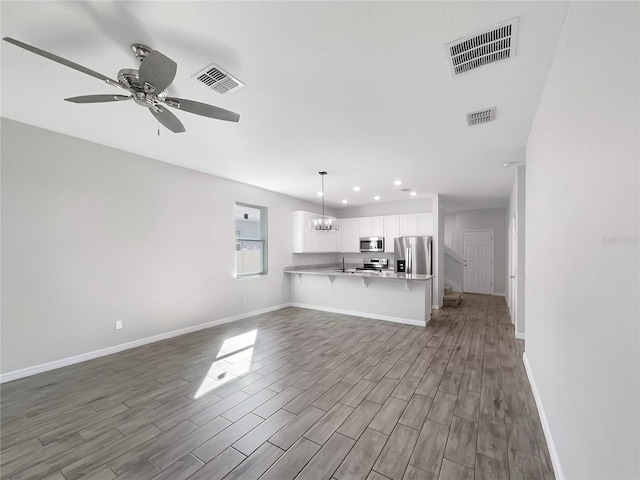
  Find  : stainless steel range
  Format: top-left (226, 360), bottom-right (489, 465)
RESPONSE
top-left (356, 258), bottom-right (389, 272)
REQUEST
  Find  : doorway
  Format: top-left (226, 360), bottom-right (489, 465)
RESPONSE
top-left (462, 230), bottom-right (494, 294)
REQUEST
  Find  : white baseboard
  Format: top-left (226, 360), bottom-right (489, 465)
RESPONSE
top-left (492, 292), bottom-right (507, 298)
top-left (0, 304), bottom-right (289, 384)
top-left (522, 352), bottom-right (565, 480)
top-left (288, 303), bottom-right (428, 327)
top-left (515, 332), bottom-right (526, 340)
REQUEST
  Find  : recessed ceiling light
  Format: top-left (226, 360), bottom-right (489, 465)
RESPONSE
top-left (374, 195), bottom-right (380, 201)
top-left (394, 180), bottom-right (402, 186)
top-left (353, 186), bottom-right (360, 192)
top-left (317, 191), bottom-right (324, 196)
top-left (341, 199), bottom-right (348, 204)
top-left (410, 191), bottom-right (417, 196)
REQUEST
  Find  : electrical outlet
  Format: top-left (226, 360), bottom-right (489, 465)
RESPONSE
top-left (115, 321), bottom-right (123, 330)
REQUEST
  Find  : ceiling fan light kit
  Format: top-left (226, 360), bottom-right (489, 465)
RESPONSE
top-left (2, 37), bottom-right (241, 133)
top-left (310, 172), bottom-right (339, 231)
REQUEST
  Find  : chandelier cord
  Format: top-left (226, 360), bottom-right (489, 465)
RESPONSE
top-left (321, 173), bottom-right (325, 221)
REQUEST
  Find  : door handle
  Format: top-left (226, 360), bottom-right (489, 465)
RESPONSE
top-left (509, 275), bottom-right (515, 279)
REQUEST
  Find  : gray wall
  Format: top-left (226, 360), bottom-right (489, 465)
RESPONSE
top-left (525, 2), bottom-right (639, 478)
top-left (444, 208), bottom-right (508, 295)
top-left (1, 118), bottom-right (328, 374)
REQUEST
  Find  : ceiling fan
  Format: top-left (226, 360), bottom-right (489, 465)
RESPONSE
top-left (3, 37), bottom-right (240, 133)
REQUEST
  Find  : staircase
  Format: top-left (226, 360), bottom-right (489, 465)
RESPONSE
top-left (443, 285), bottom-right (463, 307)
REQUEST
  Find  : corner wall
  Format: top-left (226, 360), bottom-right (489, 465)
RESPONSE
top-left (525, 2), bottom-right (639, 478)
top-left (432, 194), bottom-right (445, 307)
top-left (0, 119), bottom-right (326, 375)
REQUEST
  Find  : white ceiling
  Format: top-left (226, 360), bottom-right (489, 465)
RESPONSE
top-left (1, 1), bottom-right (568, 211)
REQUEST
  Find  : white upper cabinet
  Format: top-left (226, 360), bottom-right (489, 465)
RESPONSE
top-left (383, 216), bottom-right (400, 253)
top-left (339, 218), bottom-right (360, 253)
top-left (399, 214), bottom-right (418, 236)
top-left (399, 213), bottom-right (433, 237)
top-left (293, 211), bottom-right (338, 253)
top-left (327, 229), bottom-right (339, 252)
top-left (294, 211), bottom-right (431, 254)
top-left (416, 213), bottom-right (433, 235)
top-left (316, 228), bottom-right (327, 252)
top-left (358, 216), bottom-right (384, 237)
top-left (319, 229), bottom-right (339, 252)
top-left (293, 211), bottom-right (317, 253)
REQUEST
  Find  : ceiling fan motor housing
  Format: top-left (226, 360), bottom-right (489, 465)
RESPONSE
top-left (118, 68), bottom-right (167, 109)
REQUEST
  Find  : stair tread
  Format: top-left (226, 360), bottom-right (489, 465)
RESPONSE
top-left (443, 292), bottom-right (463, 298)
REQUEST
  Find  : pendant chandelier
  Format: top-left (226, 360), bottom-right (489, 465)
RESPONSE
top-left (310, 171), bottom-right (339, 231)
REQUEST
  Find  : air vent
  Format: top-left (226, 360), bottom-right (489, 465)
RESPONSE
top-left (446, 18), bottom-right (518, 76)
top-left (467, 107), bottom-right (496, 126)
top-left (192, 63), bottom-right (244, 95)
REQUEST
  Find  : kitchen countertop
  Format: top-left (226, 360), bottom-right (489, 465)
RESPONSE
top-left (284, 266), bottom-right (434, 281)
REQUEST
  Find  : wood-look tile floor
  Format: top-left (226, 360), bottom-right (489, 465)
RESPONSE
top-left (0, 294), bottom-right (555, 480)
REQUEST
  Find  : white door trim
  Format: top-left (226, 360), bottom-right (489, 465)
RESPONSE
top-left (462, 229), bottom-right (494, 295)
top-left (508, 216), bottom-right (517, 325)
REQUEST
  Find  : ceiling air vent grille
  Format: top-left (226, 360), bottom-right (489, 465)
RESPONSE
top-left (193, 63), bottom-right (244, 95)
top-left (446, 18), bottom-right (518, 76)
top-left (467, 107), bottom-right (496, 126)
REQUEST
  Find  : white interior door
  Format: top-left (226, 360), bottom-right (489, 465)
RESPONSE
top-left (509, 218), bottom-right (518, 324)
top-left (462, 230), bottom-right (493, 294)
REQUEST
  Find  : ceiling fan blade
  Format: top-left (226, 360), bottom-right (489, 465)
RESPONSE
top-left (138, 50), bottom-right (177, 93)
top-left (3, 37), bottom-right (121, 88)
top-left (164, 97), bottom-right (240, 123)
top-left (65, 94), bottom-right (132, 104)
top-left (149, 106), bottom-right (185, 133)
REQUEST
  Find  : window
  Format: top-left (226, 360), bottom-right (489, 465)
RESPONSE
top-left (235, 203), bottom-right (267, 276)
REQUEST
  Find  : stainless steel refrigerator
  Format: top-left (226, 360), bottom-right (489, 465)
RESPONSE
top-left (394, 236), bottom-right (432, 275)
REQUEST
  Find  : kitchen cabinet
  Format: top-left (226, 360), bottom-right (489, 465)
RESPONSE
top-left (416, 213), bottom-right (432, 235)
top-left (358, 216), bottom-right (384, 237)
top-left (327, 229), bottom-right (339, 252)
top-left (399, 215), bottom-right (417, 236)
top-left (286, 269), bottom-right (433, 326)
top-left (293, 211), bottom-right (316, 253)
top-left (399, 213), bottom-right (433, 236)
top-left (293, 211), bottom-right (340, 253)
top-left (317, 228), bottom-right (339, 252)
top-left (383, 216), bottom-right (400, 253)
top-left (294, 211), bottom-right (431, 254)
top-left (339, 218), bottom-right (360, 252)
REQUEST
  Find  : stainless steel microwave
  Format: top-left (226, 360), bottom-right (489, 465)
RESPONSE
top-left (360, 237), bottom-right (385, 252)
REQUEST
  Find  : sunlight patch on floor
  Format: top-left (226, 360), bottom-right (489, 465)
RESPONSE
top-left (194, 329), bottom-right (257, 399)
